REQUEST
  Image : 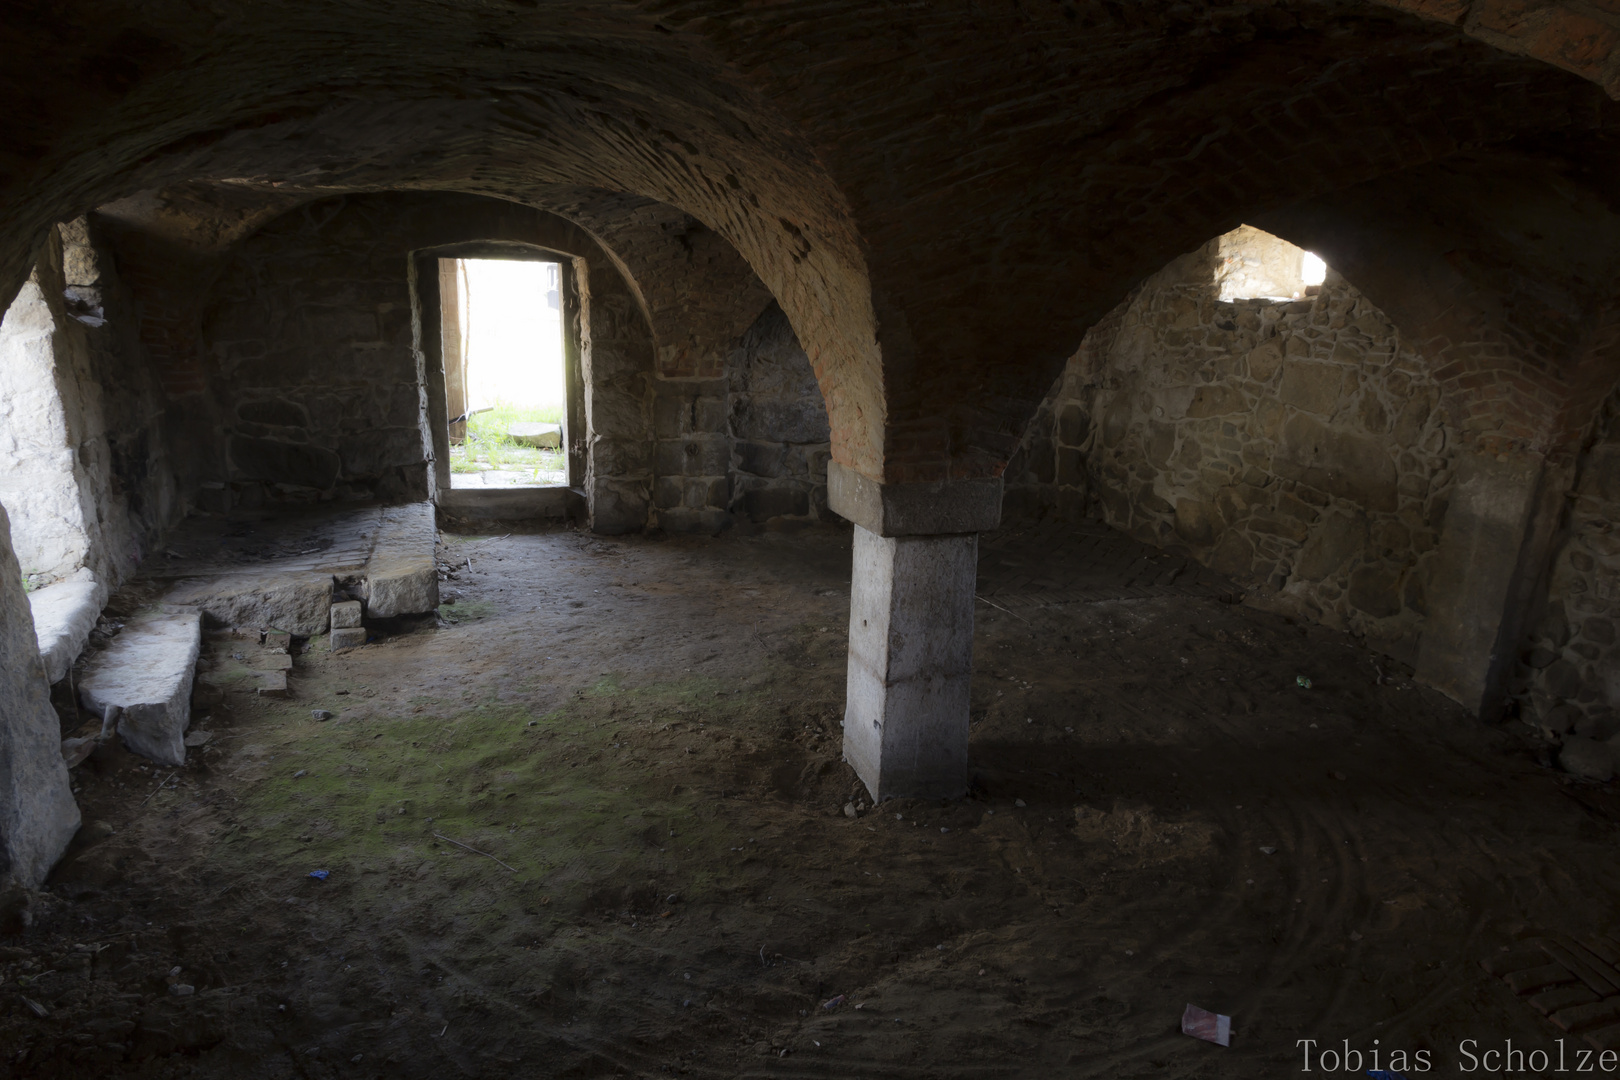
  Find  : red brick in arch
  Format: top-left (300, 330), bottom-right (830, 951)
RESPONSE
top-left (1, 2), bottom-right (1617, 492)
top-left (1550, 301), bottom-right (1620, 456)
top-left (846, 29), bottom-right (1612, 484)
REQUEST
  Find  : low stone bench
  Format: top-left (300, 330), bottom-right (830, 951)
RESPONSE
top-left (78, 610), bottom-right (201, 766)
top-left (27, 576), bottom-right (101, 684)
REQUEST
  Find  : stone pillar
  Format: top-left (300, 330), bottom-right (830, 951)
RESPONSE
top-left (0, 503), bottom-right (80, 887)
top-left (828, 463), bottom-right (1002, 800)
top-left (844, 525), bottom-right (977, 799)
top-left (1415, 449), bottom-right (1567, 719)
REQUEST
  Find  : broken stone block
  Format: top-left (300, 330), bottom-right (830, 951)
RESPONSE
top-left (256, 653), bottom-right (293, 672)
top-left (263, 630), bottom-right (291, 652)
top-left (60, 737), bottom-right (97, 770)
top-left (330, 600), bottom-right (363, 629)
top-left (258, 672), bottom-right (288, 697)
top-left (78, 611), bottom-right (201, 767)
top-left (507, 422), bottom-right (561, 448)
top-left (331, 627), bottom-right (367, 651)
top-left (164, 571), bottom-right (333, 637)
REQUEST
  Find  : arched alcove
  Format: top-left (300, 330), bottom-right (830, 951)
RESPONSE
top-left (1008, 225), bottom-right (1459, 665)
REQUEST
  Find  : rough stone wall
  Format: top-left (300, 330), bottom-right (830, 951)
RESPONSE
top-left (0, 221), bottom-right (176, 594)
top-left (195, 193), bottom-right (657, 527)
top-left (1013, 233), bottom-right (1459, 662)
top-left (202, 201), bottom-right (434, 507)
top-left (193, 192), bottom-right (832, 535)
top-left (1518, 393), bottom-right (1620, 736)
top-left (0, 5), bottom-right (1612, 495)
top-left (650, 302), bottom-right (831, 533)
top-left (65, 222), bottom-right (184, 586)
top-left (579, 256), bottom-right (656, 535)
top-left (651, 371), bottom-right (731, 533)
top-left (0, 221), bottom-right (168, 887)
top-left (0, 272), bottom-right (90, 583)
top-left (726, 304), bottom-right (832, 527)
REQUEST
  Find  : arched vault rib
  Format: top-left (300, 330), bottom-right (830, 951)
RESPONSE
top-left (0, 4), bottom-right (885, 475)
top-left (1, 2), bottom-right (1619, 491)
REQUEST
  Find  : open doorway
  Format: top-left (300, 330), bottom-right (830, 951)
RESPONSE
top-left (439, 257), bottom-right (567, 488)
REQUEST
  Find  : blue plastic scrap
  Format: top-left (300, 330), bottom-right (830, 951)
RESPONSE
top-left (308, 870), bottom-right (330, 881)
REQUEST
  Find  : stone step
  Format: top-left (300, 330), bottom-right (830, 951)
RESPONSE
top-left (77, 611), bottom-right (201, 766)
top-left (163, 570), bottom-right (333, 638)
top-left (136, 502), bottom-right (439, 634)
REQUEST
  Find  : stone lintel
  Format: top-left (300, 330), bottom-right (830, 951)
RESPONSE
top-left (826, 462), bottom-right (1002, 537)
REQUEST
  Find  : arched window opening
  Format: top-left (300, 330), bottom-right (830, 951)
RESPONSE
top-left (1217, 225), bottom-right (1329, 302)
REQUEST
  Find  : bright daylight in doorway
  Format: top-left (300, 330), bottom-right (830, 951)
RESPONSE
top-left (442, 257), bottom-right (566, 488)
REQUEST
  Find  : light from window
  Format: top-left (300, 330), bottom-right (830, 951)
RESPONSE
top-left (1301, 252), bottom-right (1327, 286)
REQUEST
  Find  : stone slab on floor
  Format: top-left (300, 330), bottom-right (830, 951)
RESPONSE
top-left (508, 421), bottom-right (561, 447)
top-left (137, 502), bottom-right (439, 633)
top-left (28, 575), bottom-right (102, 684)
top-left (78, 610), bottom-right (201, 766)
top-left (363, 502), bottom-right (439, 618)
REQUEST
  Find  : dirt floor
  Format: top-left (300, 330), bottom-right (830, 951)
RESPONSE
top-left (4, 517), bottom-right (1620, 1078)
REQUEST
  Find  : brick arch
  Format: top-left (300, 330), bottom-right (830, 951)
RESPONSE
top-left (0, 7), bottom-right (887, 480)
top-left (1373, 0), bottom-right (1620, 96)
top-left (840, 36), bottom-right (1614, 483)
top-left (2, 1), bottom-right (1619, 497)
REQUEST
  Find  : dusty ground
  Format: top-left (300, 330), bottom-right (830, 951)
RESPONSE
top-left (4, 518), bottom-right (1619, 1078)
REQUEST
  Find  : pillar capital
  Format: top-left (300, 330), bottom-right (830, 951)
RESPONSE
top-left (827, 462), bottom-right (1002, 537)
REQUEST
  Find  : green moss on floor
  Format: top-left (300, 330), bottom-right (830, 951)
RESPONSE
top-left (437, 599), bottom-right (498, 622)
top-left (202, 676), bottom-right (771, 944)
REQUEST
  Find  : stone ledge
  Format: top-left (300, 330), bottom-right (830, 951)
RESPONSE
top-left (827, 462), bottom-right (1002, 536)
top-left (438, 486), bottom-right (581, 522)
top-left (28, 577), bottom-right (102, 684)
